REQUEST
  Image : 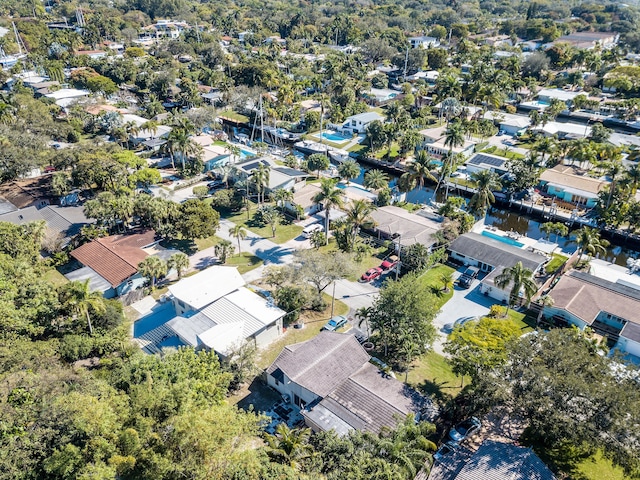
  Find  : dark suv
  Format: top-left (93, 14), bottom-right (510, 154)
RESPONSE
top-left (458, 266), bottom-right (479, 289)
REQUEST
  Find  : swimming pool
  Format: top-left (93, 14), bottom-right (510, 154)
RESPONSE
top-left (318, 130), bottom-right (350, 143)
top-left (481, 230), bottom-right (524, 248)
top-left (239, 148), bottom-right (256, 160)
top-left (133, 303), bottom-right (177, 337)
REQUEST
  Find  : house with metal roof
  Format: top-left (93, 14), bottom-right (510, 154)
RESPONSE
top-left (544, 270), bottom-right (640, 358)
top-left (448, 232), bottom-right (549, 303)
top-left (266, 332), bottom-right (437, 436)
top-left (367, 205), bottom-right (443, 248)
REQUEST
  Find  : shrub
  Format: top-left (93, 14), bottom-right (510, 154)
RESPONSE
top-left (489, 304), bottom-right (508, 318)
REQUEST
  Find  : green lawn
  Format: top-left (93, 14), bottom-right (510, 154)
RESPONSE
top-left (317, 238), bottom-right (389, 282)
top-left (406, 351), bottom-right (468, 401)
top-left (347, 142), bottom-right (370, 156)
top-left (373, 143), bottom-right (401, 160)
top-left (257, 295), bottom-right (349, 369)
top-left (576, 450), bottom-right (630, 480)
top-left (417, 264), bottom-right (456, 309)
top-left (396, 201), bottom-right (422, 213)
top-left (545, 253), bottom-right (569, 274)
top-left (481, 308), bottom-right (535, 334)
top-left (481, 145), bottom-right (525, 160)
top-left (43, 268), bottom-right (68, 287)
top-left (222, 205), bottom-right (303, 244)
top-left (218, 109), bottom-right (249, 123)
top-left (223, 252), bottom-right (264, 274)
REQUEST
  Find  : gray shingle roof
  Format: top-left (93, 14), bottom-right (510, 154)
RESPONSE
top-left (454, 440), bottom-right (556, 480)
top-left (266, 332), bottom-right (371, 397)
top-left (449, 232), bottom-right (545, 271)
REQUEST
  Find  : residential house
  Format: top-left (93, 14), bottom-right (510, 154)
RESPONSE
top-left (163, 266), bottom-right (285, 356)
top-left (75, 50), bottom-right (107, 59)
top-left (233, 158), bottom-right (308, 194)
top-left (428, 440), bottom-right (556, 480)
top-left (342, 111), bottom-right (385, 134)
top-left (539, 165), bottom-right (608, 208)
top-left (448, 232), bottom-right (548, 303)
top-left (0, 177), bottom-right (52, 210)
top-left (367, 205), bottom-right (443, 248)
top-left (532, 121), bottom-right (591, 139)
top-left (103, 40), bottom-right (125, 53)
top-left (0, 204), bottom-right (91, 247)
top-left (122, 113), bottom-right (172, 144)
top-left (465, 153), bottom-right (509, 176)
top-left (408, 36), bottom-right (440, 49)
top-left (44, 88), bottom-right (90, 109)
top-left (536, 88), bottom-right (582, 106)
top-left (266, 332), bottom-right (437, 435)
top-left (143, 20), bottom-right (190, 39)
top-left (544, 270), bottom-right (640, 358)
top-left (201, 144), bottom-right (231, 171)
top-left (69, 230), bottom-right (158, 298)
top-left (419, 125), bottom-right (476, 159)
top-left (285, 183), bottom-right (323, 217)
top-left (550, 31), bottom-right (618, 50)
top-left (483, 111), bottom-right (530, 135)
top-left (406, 70), bottom-right (439, 84)
top-left (362, 88), bottom-right (400, 105)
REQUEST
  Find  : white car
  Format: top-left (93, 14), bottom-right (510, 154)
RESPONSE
top-left (302, 223), bottom-right (323, 238)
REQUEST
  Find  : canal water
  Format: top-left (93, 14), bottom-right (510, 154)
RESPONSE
top-left (345, 166), bottom-right (638, 267)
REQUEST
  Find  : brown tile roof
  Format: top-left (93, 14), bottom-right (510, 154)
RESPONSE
top-left (70, 231), bottom-right (156, 287)
top-left (539, 165), bottom-right (608, 195)
top-left (0, 177), bottom-right (53, 209)
top-left (550, 270), bottom-right (640, 325)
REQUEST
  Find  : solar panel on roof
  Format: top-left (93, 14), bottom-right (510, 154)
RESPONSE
top-left (468, 154), bottom-right (505, 167)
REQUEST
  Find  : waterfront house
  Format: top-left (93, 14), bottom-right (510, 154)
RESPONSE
top-left (539, 165), bottom-right (608, 209)
top-left (465, 153), bottom-right (509, 176)
top-left (408, 36), bottom-right (440, 49)
top-left (342, 112), bottom-right (385, 134)
top-left (266, 332), bottom-right (437, 436)
top-left (419, 125), bottom-right (476, 159)
top-left (367, 205), bottom-right (443, 248)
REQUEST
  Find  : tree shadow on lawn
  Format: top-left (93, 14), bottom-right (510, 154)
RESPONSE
top-left (415, 378), bottom-right (459, 405)
top-left (235, 376), bottom-right (282, 412)
top-left (160, 238), bottom-right (197, 255)
top-left (520, 429), bottom-right (593, 480)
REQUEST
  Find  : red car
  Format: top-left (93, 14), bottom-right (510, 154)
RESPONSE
top-left (380, 255), bottom-right (399, 271)
top-left (360, 267), bottom-right (383, 283)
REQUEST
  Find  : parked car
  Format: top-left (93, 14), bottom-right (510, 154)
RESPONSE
top-left (302, 223), bottom-right (323, 238)
top-left (360, 267), bottom-right (383, 282)
top-left (207, 180), bottom-right (224, 190)
top-left (443, 316), bottom-right (479, 333)
top-left (433, 441), bottom-right (458, 462)
top-left (44, 165), bottom-right (56, 173)
top-left (322, 315), bottom-right (348, 331)
top-left (458, 266), bottom-right (479, 289)
top-left (449, 417), bottom-right (482, 443)
top-left (380, 255), bottom-right (399, 271)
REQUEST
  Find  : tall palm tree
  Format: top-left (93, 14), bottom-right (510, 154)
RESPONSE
top-left (265, 424), bottom-right (314, 471)
top-left (59, 280), bottom-right (106, 335)
top-left (535, 294), bottom-right (554, 327)
top-left (229, 224), bottom-right (247, 255)
top-left (272, 188), bottom-right (293, 213)
top-left (408, 150), bottom-right (437, 193)
top-left (468, 170), bottom-right (502, 217)
top-left (345, 199), bottom-right (376, 249)
top-left (495, 261), bottom-right (538, 315)
top-left (363, 169), bottom-right (389, 192)
top-left (624, 163), bottom-right (640, 193)
top-left (313, 178), bottom-right (345, 245)
top-left (436, 121), bottom-right (465, 199)
top-left (253, 163), bottom-right (270, 204)
top-left (575, 226), bottom-right (609, 258)
top-left (138, 256), bottom-right (168, 291)
top-left (168, 252), bottom-right (190, 279)
top-left (337, 159), bottom-right (361, 185)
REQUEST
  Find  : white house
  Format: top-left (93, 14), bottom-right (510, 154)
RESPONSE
top-left (164, 266), bottom-right (285, 356)
top-left (419, 125), bottom-right (476, 159)
top-left (266, 332), bottom-right (437, 435)
top-left (465, 152), bottom-right (509, 176)
top-left (342, 111), bottom-right (385, 134)
top-left (44, 88), bottom-right (90, 108)
top-left (483, 111), bottom-right (530, 135)
top-left (408, 36), bottom-right (440, 49)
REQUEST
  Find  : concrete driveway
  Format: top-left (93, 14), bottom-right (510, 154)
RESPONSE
top-left (431, 268), bottom-right (496, 354)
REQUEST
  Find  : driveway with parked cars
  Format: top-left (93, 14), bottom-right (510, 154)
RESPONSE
top-left (431, 267), bottom-right (496, 354)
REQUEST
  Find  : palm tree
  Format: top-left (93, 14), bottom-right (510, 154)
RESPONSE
top-left (59, 280), bottom-right (106, 335)
top-left (468, 170), bottom-right (502, 217)
top-left (345, 199), bottom-right (377, 250)
top-left (535, 294), bottom-right (554, 327)
top-left (575, 226), bottom-right (609, 258)
top-left (214, 239), bottom-right (234, 263)
top-left (138, 256), bottom-right (168, 291)
top-left (624, 163), bottom-right (640, 193)
top-left (313, 178), bottom-right (345, 245)
top-left (337, 159), bottom-right (361, 185)
top-left (495, 261), bottom-right (538, 315)
top-left (265, 424), bottom-right (314, 471)
top-left (253, 163), bottom-right (271, 204)
top-left (272, 188), bottom-right (293, 213)
top-left (437, 121), bottom-right (465, 198)
top-left (229, 224), bottom-right (247, 255)
top-left (363, 169), bottom-right (389, 192)
top-left (408, 150), bottom-right (437, 193)
top-left (540, 222), bottom-right (555, 240)
top-left (261, 206), bottom-right (283, 237)
top-left (168, 252), bottom-right (190, 279)
top-left (440, 272), bottom-right (454, 293)
top-left (397, 172), bottom-right (417, 197)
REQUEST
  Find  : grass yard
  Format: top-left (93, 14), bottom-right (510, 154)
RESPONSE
top-left (545, 252), bottom-right (569, 274)
top-left (481, 308), bottom-right (535, 334)
top-left (575, 450), bottom-right (630, 480)
top-left (256, 294), bottom-right (349, 369)
top-left (43, 268), bottom-right (68, 287)
top-left (222, 205), bottom-right (303, 244)
top-left (481, 145), bottom-right (525, 160)
top-left (373, 143), bottom-right (401, 160)
top-left (347, 142), bottom-right (369, 156)
top-left (317, 238), bottom-right (389, 282)
top-left (218, 109), bottom-right (249, 123)
top-left (406, 351), bottom-right (468, 402)
top-left (224, 252), bottom-right (263, 274)
top-left (417, 264), bottom-right (456, 309)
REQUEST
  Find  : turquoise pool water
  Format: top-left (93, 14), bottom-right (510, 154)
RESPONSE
top-left (481, 230), bottom-right (524, 248)
top-left (133, 303), bottom-right (177, 337)
top-left (319, 130), bottom-right (350, 142)
top-left (239, 148), bottom-right (256, 159)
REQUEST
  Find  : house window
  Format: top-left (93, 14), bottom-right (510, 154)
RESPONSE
top-left (274, 378), bottom-right (279, 386)
top-left (351, 120), bottom-right (356, 126)
top-left (293, 394), bottom-right (301, 406)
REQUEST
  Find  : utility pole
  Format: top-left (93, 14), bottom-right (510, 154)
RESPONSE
top-left (403, 45), bottom-right (409, 78)
top-left (395, 234), bottom-right (402, 281)
top-left (330, 280), bottom-right (337, 317)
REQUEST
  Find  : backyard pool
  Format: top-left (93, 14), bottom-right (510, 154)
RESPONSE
top-left (481, 229), bottom-right (524, 248)
top-left (317, 130), bottom-right (350, 143)
top-left (239, 148), bottom-right (256, 160)
top-left (133, 302), bottom-right (177, 337)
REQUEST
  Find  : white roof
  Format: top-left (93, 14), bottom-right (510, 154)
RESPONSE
top-left (536, 121), bottom-right (591, 137)
top-left (197, 322), bottom-right (245, 353)
top-left (538, 88), bottom-right (582, 102)
top-left (121, 113), bottom-right (150, 127)
top-left (168, 266), bottom-right (245, 310)
top-left (44, 88), bottom-right (90, 100)
top-left (484, 111), bottom-right (530, 128)
top-left (344, 111), bottom-right (384, 123)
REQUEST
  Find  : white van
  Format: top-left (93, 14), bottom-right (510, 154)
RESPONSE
top-left (302, 223), bottom-right (323, 238)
